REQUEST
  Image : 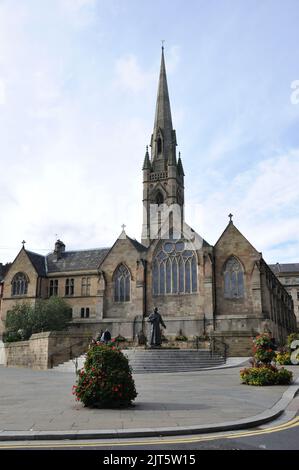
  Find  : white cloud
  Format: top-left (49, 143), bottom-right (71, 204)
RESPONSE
top-left (0, 79), bottom-right (5, 104)
top-left (197, 148), bottom-right (299, 263)
top-left (114, 54), bottom-right (155, 93)
top-left (59, 0), bottom-right (97, 27)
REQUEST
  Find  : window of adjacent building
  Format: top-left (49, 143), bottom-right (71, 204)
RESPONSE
top-left (153, 241), bottom-right (197, 296)
top-left (65, 278), bottom-right (74, 296)
top-left (80, 307), bottom-right (90, 318)
top-left (223, 256), bottom-right (244, 299)
top-left (113, 264), bottom-right (131, 302)
top-left (11, 272), bottom-right (28, 296)
top-left (81, 277), bottom-right (91, 296)
top-left (49, 279), bottom-right (58, 296)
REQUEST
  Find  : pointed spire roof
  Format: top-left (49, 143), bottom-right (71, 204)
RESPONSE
top-left (151, 47), bottom-right (176, 167)
top-left (153, 46), bottom-right (173, 137)
top-left (177, 152), bottom-right (185, 176)
top-left (142, 145), bottom-right (151, 170)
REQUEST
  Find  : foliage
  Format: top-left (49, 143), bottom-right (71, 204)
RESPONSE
top-left (275, 347), bottom-right (292, 365)
top-left (3, 331), bottom-right (24, 343)
top-left (175, 330), bottom-right (188, 341)
top-left (113, 334), bottom-right (127, 343)
top-left (287, 333), bottom-right (299, 348)
top-left (240, 364), bottom-right (293, 386)
top-left (31, 297), bottom-right (72, 333)
top-left (4, 297), bottom-right (72, 342)
top-left (73, 343), bottom-right (137, 408)
top-left (252, 333), bottom-right (276, 364)
top-left (4, 302), bottom-right (34, 341)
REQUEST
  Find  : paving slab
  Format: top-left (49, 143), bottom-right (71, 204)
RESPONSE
top-left (0, 363), bottom-right (298, 439)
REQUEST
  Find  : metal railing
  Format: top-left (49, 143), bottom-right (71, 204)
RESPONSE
top-left (209, 336), bottom-right (228, 362)
top-left (49, 337), bottom-right (92, 371)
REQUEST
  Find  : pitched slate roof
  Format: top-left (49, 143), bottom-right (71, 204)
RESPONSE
top-left (46, 248), bottom-right (110, 273)
top-left (269, 263), bottom-right (299, 274)
top-left (126, 236), bottom-right (147, 252)
top-left (26, 250), bottom-right (47, 276)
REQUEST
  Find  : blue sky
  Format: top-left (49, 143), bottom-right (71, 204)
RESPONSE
top-left (0, 0), bottom-right (299, 264)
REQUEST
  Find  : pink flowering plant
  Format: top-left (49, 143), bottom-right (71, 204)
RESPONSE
top-left (252, 333), bottom-right (276, 364)
top-left (72, 342), bottom-right (137, 408)
top-left (240, 333), bottom-right (293, 386)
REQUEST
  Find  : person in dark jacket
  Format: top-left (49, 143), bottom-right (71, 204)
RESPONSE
top-left (101, 329), bottom-right (112, 344)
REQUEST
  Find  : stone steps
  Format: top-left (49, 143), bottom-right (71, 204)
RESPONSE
top-left (53, 348), bottom-right (225, 373)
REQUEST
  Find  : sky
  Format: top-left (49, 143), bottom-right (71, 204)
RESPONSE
top-left (0, 0), bottom-right (299, 265)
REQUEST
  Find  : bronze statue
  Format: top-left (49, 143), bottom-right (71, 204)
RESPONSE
top-left (147, 307), bottom-right (166, 347)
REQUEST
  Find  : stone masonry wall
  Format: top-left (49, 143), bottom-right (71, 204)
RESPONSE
top-left (4, 331), bottom-right (92, 370)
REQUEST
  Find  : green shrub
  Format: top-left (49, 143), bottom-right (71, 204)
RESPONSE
top-left (275, 350), bottom-right (292, 365)
top-left (73, 343), bottom-right (137, 408)
top-left (287, 333), bottom-right (299, 348)
top-left (5, 303), bottom-right (34, 341)
top-left (175, 330), bottom-right (188, 341)
top-left (3, 331), bottom-right (23, 343)
top-left (113, 334), bottom-right (127, 343)
top-left (4, 297), bottom-right (72, 342)
top-left (276, 367), bottom-right (293, 385)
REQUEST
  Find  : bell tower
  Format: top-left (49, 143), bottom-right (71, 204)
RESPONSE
top-left (141, 47), bottom-right (185, 246)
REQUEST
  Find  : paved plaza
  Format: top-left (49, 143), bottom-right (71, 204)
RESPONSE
top-left (0, 362), bottom-right (298, 438)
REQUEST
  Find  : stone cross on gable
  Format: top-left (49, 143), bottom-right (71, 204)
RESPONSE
top-left (121, 224), bottom-right (126, 232)
top-left (21, 240), bottom-right (26, 247)
top-left (228, 213), bottom-right (233, 223)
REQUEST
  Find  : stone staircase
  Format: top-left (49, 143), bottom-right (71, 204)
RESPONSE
top-left (53, 348), bottom-right (225, 374)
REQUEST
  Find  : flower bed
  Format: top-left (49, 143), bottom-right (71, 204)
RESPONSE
top-left (240, 333), bottom-right (293, 386)
top-left (240, 364), bottom-right (293, 386)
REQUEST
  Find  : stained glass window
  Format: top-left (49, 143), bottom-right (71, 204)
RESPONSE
top-left (153, 241), bottom-right (197, 295)
top-left (223, 257), bottom-right (244, 298)
top-left (114, 264), bottom-right (131, 302)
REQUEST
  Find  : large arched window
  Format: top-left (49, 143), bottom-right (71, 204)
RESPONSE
top-left (113, 264), bottom-right (131, 302)
top-left (153, 241), bottom-right (197, 295)
top-left (11, 272), bottom-right (28, 296)
top-left (223, 256), bottom-right (244, 299)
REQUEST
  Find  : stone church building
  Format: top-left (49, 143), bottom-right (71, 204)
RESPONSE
top-left (0, 49), bottom-right (297, 355)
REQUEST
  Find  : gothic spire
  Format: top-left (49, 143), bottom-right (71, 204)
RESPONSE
top-left (151, 47), bottom-right (177, 167)
top-left (142, 145), bottom-right (151, 170)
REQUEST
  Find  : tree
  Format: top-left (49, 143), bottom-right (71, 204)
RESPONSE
top-left (4, 302), bottom-right (33, 341)
top-left (4, 297), bottom-right (72, 342)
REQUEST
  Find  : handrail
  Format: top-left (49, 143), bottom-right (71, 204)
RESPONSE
top-left (49, 337), bottom-right (92, 369)
top-left (209, 336), bottom-right (227, 362)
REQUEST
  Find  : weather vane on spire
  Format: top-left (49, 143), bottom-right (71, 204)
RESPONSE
top-left (161, 39), bottom-right (165, 49)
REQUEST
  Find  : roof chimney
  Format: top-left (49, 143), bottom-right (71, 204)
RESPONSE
top-left (54, 239), bottom-right (65, 260)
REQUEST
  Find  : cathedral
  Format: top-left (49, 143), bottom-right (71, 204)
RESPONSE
top-left (0, 48), bottom-right (297, 356)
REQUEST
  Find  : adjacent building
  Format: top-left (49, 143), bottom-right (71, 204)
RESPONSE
top-left (269, 263), bottom-right (299, 328)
